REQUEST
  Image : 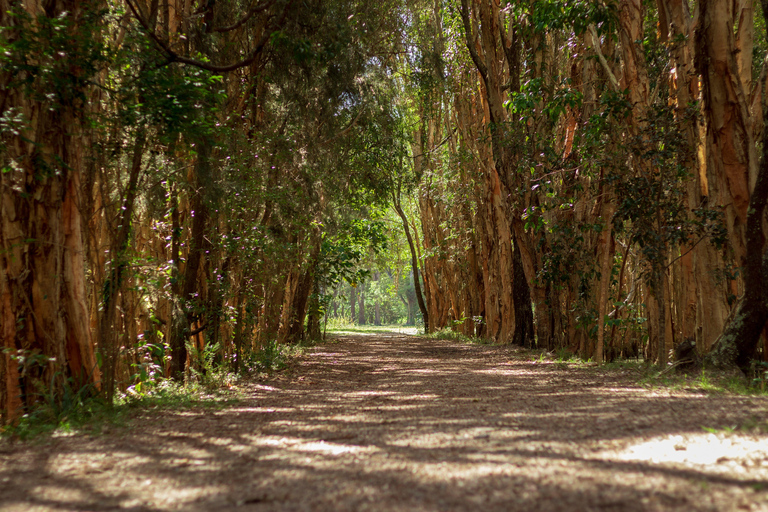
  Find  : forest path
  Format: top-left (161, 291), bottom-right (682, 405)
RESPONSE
top-left (2, 334), bottom-right (768, 512)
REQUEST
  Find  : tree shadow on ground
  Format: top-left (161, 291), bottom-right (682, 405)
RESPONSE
top-left (1, 335), bottom-right (766, 511)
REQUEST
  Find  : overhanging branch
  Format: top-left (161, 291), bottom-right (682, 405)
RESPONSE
top-left (123, 0), bottom-right (293, 72)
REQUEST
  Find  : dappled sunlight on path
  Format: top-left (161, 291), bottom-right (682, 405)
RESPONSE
top-left (2, 335), bottom-right (768, 511)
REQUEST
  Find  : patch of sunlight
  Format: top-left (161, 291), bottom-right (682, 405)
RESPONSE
top-left (203, 437), bottom-right (234, 447)
top-left (365, 404), bottom-right (429, 411)
top-left (389, 429), bottom-right (474, 448)
top-left (51, 430), bottom-right (77, 438)
top-left (215, 406), bottom-right (293, 415)
top-left (396, 393), bottom-right (440, 400)
top-left (460, 426), bottom-right (524, 438)
top-left (31, 486), bottom-right (89, 503)
top-left (472, 369), bottom-right (516, 375)
top-left (324, 408), bottom-right (422, 423)
top-left (254, 436), bottom-right (374, 456)
top-left (170, 457), bottom-right (217, 467)
top-left (252, 384), bottom-right (279, 391)
top-left (327, 324), bottom-right (418, 335)
top-left (294, 441), bottom-right (371, 455)
top-left (614, 433), bottom-right (768, 468)
top-left (48, 453), bottom-right (154, 473)
top-left (256, 436), bottom-right (300, 447)
top-left (149, 485), bottom-right (220, 505)
top-left (330, 330), bottom-right (384, 337)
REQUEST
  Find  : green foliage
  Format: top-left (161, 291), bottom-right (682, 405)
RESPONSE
top-left (2, 387), bottom-right (109, 441)
top-left (0, 6), bottom-right (107, 174)
top-left (2, 367), bottom-right (241, 440)
top-left (525, 0), bottom-right (618, 36)
top-left (424, 328), bottom-right (492, 345)
top-left (318, 217), bottom-right (388, 288)
top-left (7, 387), bottom-right (237, 441)
top-left (506, 77), bottom-right (583, 124)
top-left (242, 340), bottom-right (315, 374)
top-left (750, 361), bottom-right (768, 392)
top-left (612, 103), bottom-right (722, 274)
top-left (636, 366), bottom-right (768, 396)
top-left (554, 347), bottom-right (579, 362)
top-left (186, 342), bottom-right (238, 390)
top-left (0, 7), bottom-right (107, 108)
top-left (125, 332), bottom-right (166, 397)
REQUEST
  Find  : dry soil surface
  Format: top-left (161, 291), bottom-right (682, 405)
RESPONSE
top-left (2, 334), bottom-right (768, 512)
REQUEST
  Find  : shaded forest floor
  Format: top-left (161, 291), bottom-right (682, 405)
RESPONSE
top-left (2, 334), bottom-right (768, 511)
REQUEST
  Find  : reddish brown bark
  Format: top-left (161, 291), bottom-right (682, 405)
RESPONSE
top-left (0, 0), bottom-right (100, 423)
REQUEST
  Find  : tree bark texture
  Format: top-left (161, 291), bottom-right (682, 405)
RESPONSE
top-left (459, 0), bottom-right (533, 346)
top-left (0, 0), bottom-right (100, 423)
top-left (695, 0), bottom-right (755, 268)
top-left (705, 0), bottom-right (768, 371)
top-left (394, 187), bottom-right (430, 333)
top-left (169, 139), bottom-right (210, 380)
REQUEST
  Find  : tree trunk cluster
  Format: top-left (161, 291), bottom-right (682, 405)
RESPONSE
top-left (411, 0), bottom-right (768, 371)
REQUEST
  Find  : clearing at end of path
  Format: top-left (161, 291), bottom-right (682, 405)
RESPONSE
top-left (2, 334), bottom-right (768, 511)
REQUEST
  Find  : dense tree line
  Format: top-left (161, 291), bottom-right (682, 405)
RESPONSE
top-left (409, 0), bottom-right (768, 371)
top-left (0, 0), bottom-right (408, 422)
top-left (2, 0), bottom-right (768, 425)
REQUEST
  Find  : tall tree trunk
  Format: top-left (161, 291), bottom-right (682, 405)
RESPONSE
top-left (169, 138), bottom-right (210, 380)
top-left (307, 285), bottom-right (322, 341)
top-left (511, 232), bottom-right (534, 347)
top-left (99, 130), bottom-right (145, 402)
top-left (287, 233), bottom-right (321, 343)
top-left (374, 272), bottom-right (381, 326)
top-left (358, 290), bottom-right (366, 326)
top-left (695, 0), bottom-right (755, 269)
top-left (393, 186), bottom-right (429, 333)
top-left (232, 292), bottom-right (245, 372)
top-left (706, 0), bottom-right (768, 371)
top-left (459, 0), bottom-right (535, 346)
top-left (595, 202), bottom-right (616, 363)
top-left (0, 0), bottom-right (100, 423)
top-left (277, 266), bottom-right (300, 344)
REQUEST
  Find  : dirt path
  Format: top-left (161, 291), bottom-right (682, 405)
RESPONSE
top-left (2, 334), bottom-right (768, 511)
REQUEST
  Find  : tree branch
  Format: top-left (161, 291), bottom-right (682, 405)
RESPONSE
top-left (459, 0), bottom-right (489, 87)
top-left (123, 0), bottom-right (293, 72)
top-left (211, 0), bottom-right (276, 33)
top-left (188, 324), bottom-right (208, 337)
top-left (588, 24), bottom-right (620, 92)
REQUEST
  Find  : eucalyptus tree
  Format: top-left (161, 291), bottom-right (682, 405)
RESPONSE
top-left (1, 0), bottom-right (104, 423)
top-left (402, 0), bottom-right (763, 368)
top-left (0, 0), bottom-right (414, 422)
top-left (703, 0), bottom-right (768, 372)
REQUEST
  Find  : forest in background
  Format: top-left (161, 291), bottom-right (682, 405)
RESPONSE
top-left (2, 0), bottom-right (768, 426)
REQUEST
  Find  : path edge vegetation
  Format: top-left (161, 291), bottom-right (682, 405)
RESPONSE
top-left (4, 327), bottom-right (767, 441)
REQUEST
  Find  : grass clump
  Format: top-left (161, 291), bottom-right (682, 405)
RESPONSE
top-left (242, 339), bottom-right (317, 373)
top-left (2, 386), bottom-right (115, 441)
top-left (635, 365), bottom-right (768, 396)
top-left (424, 328), bottom-right (493, 345)
top-left (1, 379), bottom-right (242, 442)
top-left (3, 337), bottom-right (315, 440)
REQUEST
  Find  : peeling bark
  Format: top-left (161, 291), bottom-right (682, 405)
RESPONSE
top-left (0, 0), bottom-right (100, 423)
